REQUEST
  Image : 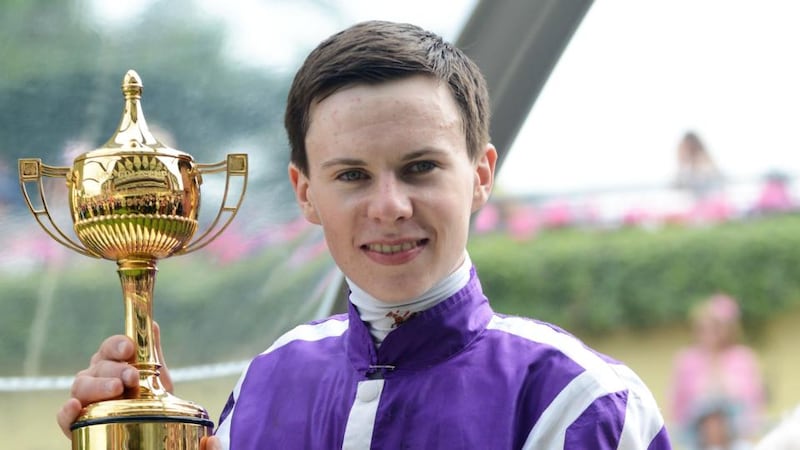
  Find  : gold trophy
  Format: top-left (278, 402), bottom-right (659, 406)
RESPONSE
top-left (18, 70), bottom-right (248, 449)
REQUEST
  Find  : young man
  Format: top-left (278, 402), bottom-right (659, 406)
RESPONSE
top-left (58, 21), bottom-right (672, 449)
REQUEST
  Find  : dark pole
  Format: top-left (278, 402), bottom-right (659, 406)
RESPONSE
top-left (457, 0), bottom-right (594, 171)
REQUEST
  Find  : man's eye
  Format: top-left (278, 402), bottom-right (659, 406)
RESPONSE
top-left (407, 161), bottom-right (437, 174)
top-left (337, 170), bottom-right (367, 182)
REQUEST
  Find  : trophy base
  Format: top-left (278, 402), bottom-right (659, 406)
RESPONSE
top-left (71, 396), bottom-right (213, 450)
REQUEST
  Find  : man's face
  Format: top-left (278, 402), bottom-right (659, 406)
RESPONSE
top-left (290, 75), bottom-right (496, 303)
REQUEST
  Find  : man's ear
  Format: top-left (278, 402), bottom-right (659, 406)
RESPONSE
top-left (472, 144), bottom-right (498, 213)
top-left (288, 163), bottom-right (321, 224)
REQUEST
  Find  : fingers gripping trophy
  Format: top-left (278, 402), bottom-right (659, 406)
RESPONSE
top-left (18, 70), bottom-right (248, 450)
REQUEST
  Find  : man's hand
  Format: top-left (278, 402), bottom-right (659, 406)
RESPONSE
top-left (56, 322), bottom-right (173, 438)
top-left (201, 436), bottom-right (223, 450)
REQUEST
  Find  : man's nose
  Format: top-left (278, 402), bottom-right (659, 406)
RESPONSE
top-left (366, 177), bottom-right (412, 222)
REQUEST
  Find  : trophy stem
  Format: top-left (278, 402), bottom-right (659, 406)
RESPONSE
top-left (117, 258), bottom-right (164, 400)
top-left (72, 258), bottom-right (214, 449)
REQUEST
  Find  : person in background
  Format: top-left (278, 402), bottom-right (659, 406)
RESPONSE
top-left (673, 131), bottom-right (733, 223)
top-left (669, 293), bottom-right (767, 449)
top-left (688, 400), bottom-right (754, 450)
top-left (752, 171), bottom-right (794, 215)
top-left (57, 20), bottom-right (672, 449)
top-left (674, 131), bottom-right (724, 201)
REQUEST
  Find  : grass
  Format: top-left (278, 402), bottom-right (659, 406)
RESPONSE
top-left (1, 375), bottom-right (238, 450)
top-left (4, 308), bottom-right (798, 449)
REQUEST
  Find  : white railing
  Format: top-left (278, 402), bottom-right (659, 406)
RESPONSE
top-left (0, 361), bottom-right (250, 392)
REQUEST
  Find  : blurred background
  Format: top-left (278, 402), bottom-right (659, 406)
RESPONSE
top-left (2, 1), bottom-right (799, 449)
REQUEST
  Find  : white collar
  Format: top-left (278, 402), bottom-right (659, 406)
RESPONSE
top-left (347, 252), bottom-right (472, 347)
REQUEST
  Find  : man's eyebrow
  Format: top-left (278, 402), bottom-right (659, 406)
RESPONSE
top-left (320, 149), bottom-right (448, 169)
top-left (320, 158), bottom-right (366, 169)
top-left (400, 148), bottom-right (448, 162)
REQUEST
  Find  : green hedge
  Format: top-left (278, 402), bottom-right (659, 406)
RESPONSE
top-left (468, 213), bottom-right (800, 336)
top-left (0, 227), bottom-right (336, 376)
top-left (4, 214), bottom-right (800, 376)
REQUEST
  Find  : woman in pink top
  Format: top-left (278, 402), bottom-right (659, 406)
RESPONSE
top-left (669, 293), bottom-right (767, 449)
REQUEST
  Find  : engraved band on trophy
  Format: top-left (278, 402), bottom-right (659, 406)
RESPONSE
top-left (18, 70), bottom-right (248, 450)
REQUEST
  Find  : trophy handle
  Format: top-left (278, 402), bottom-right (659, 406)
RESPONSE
top-left (179, 153), bottom-right (248, 254)
top-left (18, 158), bottom-right (96, 258)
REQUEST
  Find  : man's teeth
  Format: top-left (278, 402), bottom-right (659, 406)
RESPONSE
top-left (368, 241), bottom-right (418, 254)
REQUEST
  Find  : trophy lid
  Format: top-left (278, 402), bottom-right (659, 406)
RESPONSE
top-left (76, 70), bottom-right (191, 161)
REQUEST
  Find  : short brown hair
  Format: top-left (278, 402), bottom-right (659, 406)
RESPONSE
top-left (285, 20), bottom-right (491, 174)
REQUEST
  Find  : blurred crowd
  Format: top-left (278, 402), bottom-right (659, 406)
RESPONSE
top-left (474, 131), bottom-right (797, 240)
top-left (667, 292), bottom-right (800, 450)
top-left (668, 294), bottom-right (766, 450)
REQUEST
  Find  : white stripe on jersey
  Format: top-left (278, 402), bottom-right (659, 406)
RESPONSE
top-left (261, 318), bottom-right (350, 356)
top-left (522, 368), bottom-right (623, 449)
top-left (342, 379), bottom-right (386, 449)
top-left (487, 315), bottom-right (662, 450)
top-left (215, 318), bottom-right (350, 450)
top-left (612, 364), bottom-right (665, 449)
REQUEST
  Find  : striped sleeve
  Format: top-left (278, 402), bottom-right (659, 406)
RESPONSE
top-left (213, 317), bottom-right (349, 450)
top-left (487, 316), bottom-right (670, 450)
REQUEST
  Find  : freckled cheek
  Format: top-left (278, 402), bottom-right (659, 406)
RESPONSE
top-left (320, 201), bottom-right (365, 243)
top-left (321, 229), bottom-right (355, 265)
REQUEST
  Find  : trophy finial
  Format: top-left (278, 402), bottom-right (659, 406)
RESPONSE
top-left (122, 69), bottom-right (143, 100)
top-left (104, 69), bottom-right (159, 149)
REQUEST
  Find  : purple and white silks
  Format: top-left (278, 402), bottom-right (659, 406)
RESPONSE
top-left (215, 268), bottom-right (672, 449)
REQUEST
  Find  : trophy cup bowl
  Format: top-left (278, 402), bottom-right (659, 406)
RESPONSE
top-left (18, 70), bottom-right (248, 450)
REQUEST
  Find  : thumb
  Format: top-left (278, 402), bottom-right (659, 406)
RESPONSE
top-left (201, 436), bottom-right (223, 450)
top-left (153, 321), bottom-right (174, 393)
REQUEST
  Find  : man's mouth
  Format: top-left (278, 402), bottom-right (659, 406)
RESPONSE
top-left (364, 239), bottom-right (427, 254)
